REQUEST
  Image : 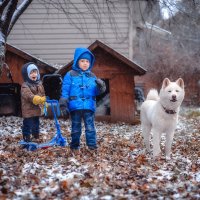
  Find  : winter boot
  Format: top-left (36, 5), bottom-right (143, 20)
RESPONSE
top-left (32, 133), bottom-right (39, 139)
top-left (23, 134), bottom-right (31, 142)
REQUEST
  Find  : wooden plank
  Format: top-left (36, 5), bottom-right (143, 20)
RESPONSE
top-left (110, 75), bottom-right (135, 123)
top-left (8, 37), bottom-right (128, 44)
top-left (10, 22), bottom-right (129, 30)
top-left (10, 28), bottom-right (128, 34)
top-left (8, 32), bottom-right (128, 40)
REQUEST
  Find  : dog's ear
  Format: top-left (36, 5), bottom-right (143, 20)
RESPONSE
top-left (176, 78), bottom-right (184, 89)
top-left (162, 78), bottom-right (170, 89)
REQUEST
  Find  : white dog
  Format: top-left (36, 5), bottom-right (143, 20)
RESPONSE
top-left (140, 78), bottom-right (185, 159)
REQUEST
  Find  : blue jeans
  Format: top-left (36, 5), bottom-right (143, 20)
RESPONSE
top-left (70, 110), bottom-right (97, 149)
top-left (22, 116), bottom-right (39, 136)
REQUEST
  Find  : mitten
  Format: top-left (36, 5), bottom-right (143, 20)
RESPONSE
top-left (95, 78), bottom-right (106, 94)
top-left (33, 95), bottom-right (46, 105)
top-left (59, 98), bottom-right (69, 117)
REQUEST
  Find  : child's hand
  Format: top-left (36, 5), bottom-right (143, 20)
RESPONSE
top-left (33, 95), bottom-right (46, 105)
top-left (59, 98), bottom-right (69, 117)
top-left (60, 108), bottom-right (69, 117)
top-left (95, 78), bottom-right (104, 87)
top-left (95, 78), bottom-right (106, 94)
top-left (40, 96), bottom-right (46, 104)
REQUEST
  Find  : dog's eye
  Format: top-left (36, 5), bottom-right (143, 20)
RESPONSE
top-left (168, 90), bottom-right (171, 93)
top-left (176, 90), bottom-right (179, 92)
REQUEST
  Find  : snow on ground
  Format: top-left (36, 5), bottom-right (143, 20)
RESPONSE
top-left (0, 107), bottom-right (199, 199)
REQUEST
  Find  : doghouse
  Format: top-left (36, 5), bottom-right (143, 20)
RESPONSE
top-left (57, 40), bottom-right (146, 123)
top-left (0, 43), bottom-right (56, 116)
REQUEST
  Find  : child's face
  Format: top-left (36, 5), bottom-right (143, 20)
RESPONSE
top-left (78, 59), bottom-right (90, 71)
top-left (29, 69), bottom-right (38, 81)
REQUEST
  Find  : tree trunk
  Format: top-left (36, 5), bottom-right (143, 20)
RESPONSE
top-left (0, 31), bottom-right (6, 75)
top-left (0, 0), bottom-right (32, 76)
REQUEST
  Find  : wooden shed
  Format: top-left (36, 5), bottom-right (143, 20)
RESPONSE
top-left (0, 43), bottom-right (56, 116)
top-left (57, 40), bottom-right (146, 123)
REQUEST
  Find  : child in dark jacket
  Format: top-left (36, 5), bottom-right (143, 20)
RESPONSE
top-left (59, 48), bottom-right (106, 151)
top-left (21, 62), bottom-right (46, 142)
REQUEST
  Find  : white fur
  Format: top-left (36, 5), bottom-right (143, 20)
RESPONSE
top-left (140, 78), bottom-right (185, 159)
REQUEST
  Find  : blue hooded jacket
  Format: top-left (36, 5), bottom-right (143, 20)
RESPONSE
top-left (61, 48), bottom-right (100, 112)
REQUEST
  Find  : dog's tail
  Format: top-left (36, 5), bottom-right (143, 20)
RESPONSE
top-left (146, 89), bottom-right (159, 101)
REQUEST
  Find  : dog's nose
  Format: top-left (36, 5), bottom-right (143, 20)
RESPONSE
top-left (172, 95), bottom-right (176, 100)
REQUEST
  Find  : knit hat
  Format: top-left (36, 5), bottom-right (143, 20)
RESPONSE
top-left (27, 64), bottom-right (40, 81)
top-left (78, 52), bottom-right (92, 63)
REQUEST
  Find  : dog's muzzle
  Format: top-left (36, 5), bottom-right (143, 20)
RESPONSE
top-left (170, 95), bottom-right (177, 102)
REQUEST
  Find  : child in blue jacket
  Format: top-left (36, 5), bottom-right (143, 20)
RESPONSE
top-left (59, 48), bottom-right (106, 151)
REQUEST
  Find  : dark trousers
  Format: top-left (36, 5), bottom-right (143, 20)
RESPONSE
top-left (22, 116), bottom-right (39, 136)
top-left (70, 110), bottom-right (97, 149)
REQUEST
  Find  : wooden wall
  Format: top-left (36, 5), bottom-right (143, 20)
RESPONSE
top-left (0, 51), bottom-right (53, 84)
top-left (8, 0), bottom-right (130, 65)
top-left (1, 51), bottom-right (26, 84)
top-left (110, 75), bottom-right (135, 122)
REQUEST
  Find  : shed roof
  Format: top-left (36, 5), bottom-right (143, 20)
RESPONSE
top-left (57, 40), bottom-right (146, 75)
top-left (6, 43), bottom-right (56, 73)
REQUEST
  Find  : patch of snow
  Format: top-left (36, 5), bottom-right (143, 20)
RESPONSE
top-left (80, 196), bottom-right (91, 200)
top-left (195, 171), bottom-right (200, 182)
top-left (100, 195), bottom-right (113, 200)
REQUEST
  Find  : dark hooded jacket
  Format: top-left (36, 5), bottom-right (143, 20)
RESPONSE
top-left (21, 62), bottom-right (45, 118)
top-left (61, 48), bottom-right (102, 112)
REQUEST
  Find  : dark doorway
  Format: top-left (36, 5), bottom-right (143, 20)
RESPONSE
top-left (96, 79), bottom-right (110, 116)
top-left (0, 83), bottom-right (21, 116)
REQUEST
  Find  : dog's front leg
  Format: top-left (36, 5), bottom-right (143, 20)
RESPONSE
top-left (165, 131), bottom-right (175, 160)
top-left (152, 129), bottom-right (161, 158)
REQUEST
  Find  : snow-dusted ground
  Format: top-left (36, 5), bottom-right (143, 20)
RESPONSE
top-left (0, 107), bottom-right (199, 199)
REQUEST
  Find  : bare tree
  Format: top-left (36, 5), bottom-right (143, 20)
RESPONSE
top-left (147, 36), bottom-right (199, 84)
top-left (134, 0), bottom-right (200, 78)
top-left (0, 0), bottom-right (32, 75)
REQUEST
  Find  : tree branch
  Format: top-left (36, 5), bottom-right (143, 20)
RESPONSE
top-left (7, 0), bottom-right (33, 35)
top-left (2, 0), bottom-right (17, 36)
top-left (0, 0), bottom-right (10, 14)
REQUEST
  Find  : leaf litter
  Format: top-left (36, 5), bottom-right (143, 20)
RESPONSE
top-left (0, 107), bottom-right (199, 199)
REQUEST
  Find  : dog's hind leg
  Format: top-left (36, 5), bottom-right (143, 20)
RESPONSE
top-left (141, 123), bottom-right (151, 153)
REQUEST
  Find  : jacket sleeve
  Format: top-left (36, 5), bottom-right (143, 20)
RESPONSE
top-left (21, 84), bottom-right (35, 102)
top-left (61, 72), bottom-right (71, 99)
top-left (95, 78), bottom-right (106, 96)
